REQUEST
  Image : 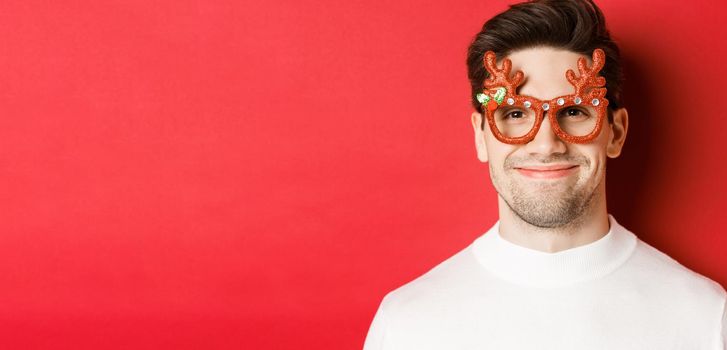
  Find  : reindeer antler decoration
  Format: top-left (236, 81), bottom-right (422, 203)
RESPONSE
top-left (483, 51), bottom-right (524, 94)
top-left (565, 48), bottom-right (608, 101)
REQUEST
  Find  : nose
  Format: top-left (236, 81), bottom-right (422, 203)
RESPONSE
top-left (524, 112), bottom-right (567, 156)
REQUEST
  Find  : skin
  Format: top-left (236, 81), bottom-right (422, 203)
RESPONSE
top-left (470, 46), bottom-right (629, 253)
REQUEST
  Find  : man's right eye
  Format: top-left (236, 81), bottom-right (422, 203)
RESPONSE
top-left (505, 111), bottom-right (524, 119)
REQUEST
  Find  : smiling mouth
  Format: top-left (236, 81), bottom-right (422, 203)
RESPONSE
top-left (514, 165), bottom-right (579, 179)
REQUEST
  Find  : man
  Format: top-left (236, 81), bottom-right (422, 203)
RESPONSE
top-left (363, 0), bottom-right (726, 349)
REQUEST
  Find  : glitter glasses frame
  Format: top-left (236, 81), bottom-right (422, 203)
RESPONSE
top-left (478, 48), bottom-right (610, 145)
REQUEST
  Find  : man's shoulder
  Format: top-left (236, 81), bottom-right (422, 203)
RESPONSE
top-left (629, 236), bottom-right (726, 302)
top-left (378, 243), bottom-right (486, 312)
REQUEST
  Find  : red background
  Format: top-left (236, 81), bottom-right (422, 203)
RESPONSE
top-left (1, 0), bottom-right (725, 348)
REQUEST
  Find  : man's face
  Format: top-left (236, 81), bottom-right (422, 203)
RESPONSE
top-left (471, 47), bottom-right (628, 228)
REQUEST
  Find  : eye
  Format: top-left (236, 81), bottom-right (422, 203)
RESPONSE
top-left (566, 108), bottom-right (582, 116)
top-left (559, 107), bottom-right (588, 118)
top-left (496, 108), bottom-right (531, 123)
top-left (505, 110), bottom-right (524, 119)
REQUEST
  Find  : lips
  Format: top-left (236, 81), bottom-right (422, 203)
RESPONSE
top-left (514, 164), bottom-right (579, 179)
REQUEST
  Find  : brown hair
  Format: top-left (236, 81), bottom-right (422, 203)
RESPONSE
top-left (466, 0), bottom-right (623, 123)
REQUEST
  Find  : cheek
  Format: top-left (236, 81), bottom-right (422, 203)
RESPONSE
top-left (581, 124), bottom-right (610, 165)
top-left (485, 143), bottom-right (516, 172)
top-left (575, 146), bottom-right (607, 180)
top-left (482, 122), bottom-right (520, 161)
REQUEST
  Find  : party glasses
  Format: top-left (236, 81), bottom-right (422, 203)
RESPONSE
top-left (476, 48), bottom-right (609, 145)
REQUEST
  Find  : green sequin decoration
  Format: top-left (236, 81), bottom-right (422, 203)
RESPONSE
top-left (493, 87), bottom-right (506, 105)
top-left (476, 93), bottom-right (490, 105)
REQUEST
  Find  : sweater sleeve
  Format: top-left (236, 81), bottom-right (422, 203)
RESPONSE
top-left (363, 296), bottom-right (389, 350)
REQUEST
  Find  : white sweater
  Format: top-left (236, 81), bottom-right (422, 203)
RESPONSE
top-left (363, 215), bottom-right (727, 349)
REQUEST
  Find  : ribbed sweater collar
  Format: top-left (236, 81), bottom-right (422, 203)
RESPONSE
top-left (471, 214), bottom-right (637, 288)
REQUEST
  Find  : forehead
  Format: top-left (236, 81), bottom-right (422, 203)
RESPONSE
top-left (503, 47), bottom-right (592, 100)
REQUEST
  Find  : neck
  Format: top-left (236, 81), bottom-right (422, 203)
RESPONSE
top-left (496, 188), bottom-right (610, 253)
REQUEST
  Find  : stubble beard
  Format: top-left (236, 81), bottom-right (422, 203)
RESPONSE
top-left (490, 155), bottom-right (601, 229)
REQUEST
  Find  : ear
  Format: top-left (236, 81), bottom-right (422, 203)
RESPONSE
top-left (470, 111), bottom-right (489, 163)
top-left (606, 107), bottom-right (628, 158)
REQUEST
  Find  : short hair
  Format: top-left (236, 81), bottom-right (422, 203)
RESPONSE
top-left (466, 0), bottom-right (623, 124)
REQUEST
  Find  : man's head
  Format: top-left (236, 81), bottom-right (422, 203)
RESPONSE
top-left (466, 0), bottom-right (628, 228)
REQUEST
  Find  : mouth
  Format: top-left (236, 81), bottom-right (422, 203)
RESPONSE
top-left (513, 164), bottom-right (579, 179)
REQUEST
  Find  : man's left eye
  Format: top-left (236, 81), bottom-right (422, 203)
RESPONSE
top-left (562, 108), bottom-right (585, 117)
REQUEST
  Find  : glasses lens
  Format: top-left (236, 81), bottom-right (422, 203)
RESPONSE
top-left (554, 103), bottom-right (599, 137)
top-left (492, 104), bottom-right (537, 138)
